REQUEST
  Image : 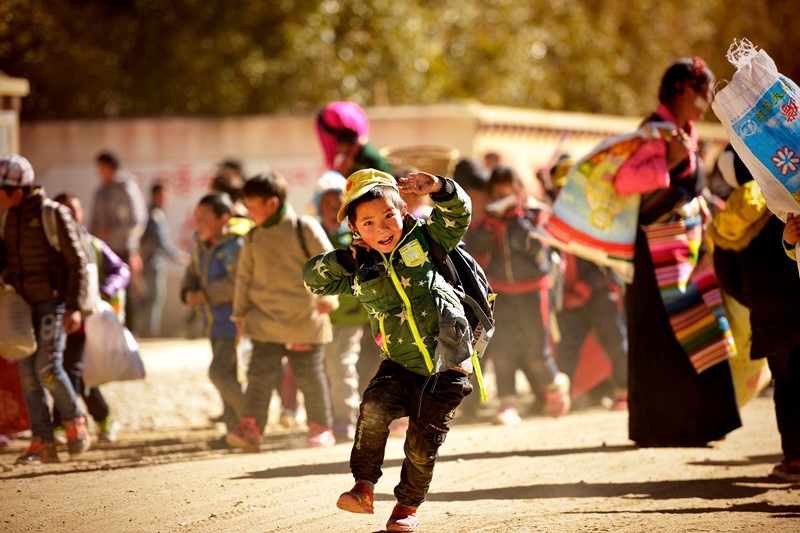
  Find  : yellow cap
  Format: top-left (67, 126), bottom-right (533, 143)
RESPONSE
top-left (337, 168), bottom-right (399, 222)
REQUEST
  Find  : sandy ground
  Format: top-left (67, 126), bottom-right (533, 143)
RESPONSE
top-left (1, 339), bottom-right (798, 533)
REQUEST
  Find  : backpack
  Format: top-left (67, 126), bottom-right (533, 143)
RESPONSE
top-left (420, 223), bottom-right (496, 360)
top-left (421, 223), bottom-right (495, 402)
top-left (0, 201), bottom-right (99, 315)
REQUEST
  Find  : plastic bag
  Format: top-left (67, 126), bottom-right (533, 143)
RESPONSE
top-left (236, 337), bottom-right (252, 385)
top-left (83, 301), bottom-right (145, 388)
top-left (0, 286), bottom-right (37, 361)
top-left (0, 358), bottom-right (29, 434)
top-left (712, 39), bottom-right (800, 224)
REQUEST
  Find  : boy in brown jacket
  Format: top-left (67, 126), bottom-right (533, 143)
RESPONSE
top-left (227, 171), bottom-right (338, 451)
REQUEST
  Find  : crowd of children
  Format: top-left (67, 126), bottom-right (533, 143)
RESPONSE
top-left (3, 83), bottom-right (799, 533)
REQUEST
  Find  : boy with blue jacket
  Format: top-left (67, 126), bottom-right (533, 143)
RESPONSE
top-left (303, 169), bottom-right (474, 532)
top-left (181, 193), bottom-right (245, 447)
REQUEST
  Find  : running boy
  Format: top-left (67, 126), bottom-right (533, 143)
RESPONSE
top-left (303, 169), bottom-right (474, 532)
top-left (0, 155), bottom-right (91, 463)
top-left (181, 192), bottom-right (245, 449)
top-left (229, 171), bottom-right (337, 450)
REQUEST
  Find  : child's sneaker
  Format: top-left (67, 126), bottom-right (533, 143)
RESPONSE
top-left (16, 437), bottom-right (60, 464)
top-left (307, 422), bottom-right (336, 448)
top-left (386, 503), bottom-right (419, 532)
top-left (279, 409), bottom-right (298, 428)
top-left (63, 416), bottom-right (91, 455)
top-left (97, 416), bottom-right (120, 443)
top-left (490, 404), bottom-right (521, 426)
top-left (226, 417), bottom-right (261, 452)
top-left (336, 480), bottom-right (374, 514)
top-left (610, 388), bottom-right (628, 411)
top-left (53, 426), bottom-right (67, 446)
top-left (771, 459), bottom-right (800, 482)
top-left (544, 372), bottom-right (571, 418)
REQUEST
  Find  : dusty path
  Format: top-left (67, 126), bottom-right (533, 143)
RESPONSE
top-left (2, 340), bottom-right (798, 532)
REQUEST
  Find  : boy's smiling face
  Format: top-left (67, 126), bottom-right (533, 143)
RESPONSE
top-left (194, 203), bottom-right (229, 243)
top-left (349, 196), bottom-right (407, 254)
top-left (244, 195), bottom-right (279, 225)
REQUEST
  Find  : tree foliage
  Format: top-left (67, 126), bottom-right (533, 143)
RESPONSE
top-left (1, 0), bottom-right (798, 121)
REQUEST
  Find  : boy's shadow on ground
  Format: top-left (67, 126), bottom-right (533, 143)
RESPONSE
top-left (237, 447), bottom-right (799, 522)
top-left (427, 475), bottom-right (796, 504)
top-left (233, 443), bottom-right (639, 481)
top-left (235, 446), bottom-right (789, 485)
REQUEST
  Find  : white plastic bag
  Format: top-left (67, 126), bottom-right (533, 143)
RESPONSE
top-left (236, 337), bottom-right (252, 385)
top-left (0, 287), bottom-right (37, 361)
top-left (712, 39), bottom-right (800, 223)
top-left (83, 301), bottom-right (145, 388)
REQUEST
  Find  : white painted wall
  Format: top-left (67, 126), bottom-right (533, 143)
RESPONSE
top-left (19, 103), bottom-right (727, 336)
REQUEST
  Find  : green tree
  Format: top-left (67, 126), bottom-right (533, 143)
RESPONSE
top-left (0, 0), bottom-right (797, 120)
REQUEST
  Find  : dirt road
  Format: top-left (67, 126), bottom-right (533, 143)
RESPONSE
top-left (2, 340), bottom-right (798, 532)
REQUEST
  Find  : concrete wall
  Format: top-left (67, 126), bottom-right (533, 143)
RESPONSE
top-left (19, 103), bottom-right (728, 336)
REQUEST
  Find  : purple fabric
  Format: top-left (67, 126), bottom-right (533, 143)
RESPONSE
top-left (316, 102), bottom-right (370, 169)
top-left (97, 237), bottom-right (131, 298)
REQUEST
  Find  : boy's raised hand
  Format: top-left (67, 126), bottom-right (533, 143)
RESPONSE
top-left (397, 172), bottom-right (442, 196)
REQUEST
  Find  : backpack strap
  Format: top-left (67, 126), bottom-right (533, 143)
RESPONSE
top-left (295, 216), bottom-right (311, 259)
top-left (421, 221), bottom-right (491, 396)
top-left (0, 208), bottom-right (6, 239)
top-left (420, 223), bottom-right (458, 285)
top-left (41, 200), bottom-right (61, 252)
top-left (461, 292), bottom-right (493, 331)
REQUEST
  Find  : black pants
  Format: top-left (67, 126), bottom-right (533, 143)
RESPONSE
top-left (490, 291), bottom-right (559, 397)
top-left (556, 291), bottom-right (628, 390)
top-left (351, 360), bottom-right (472, 507)
top-left (768, 351), bottom-right (800, 462)
top-left (53, 332), bottom-right (111, 427)
top-left (242, 341), bottom-right (332, 433)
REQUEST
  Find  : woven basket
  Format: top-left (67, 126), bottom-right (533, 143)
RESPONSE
top-left (381, 145), bottom-right (460, 177)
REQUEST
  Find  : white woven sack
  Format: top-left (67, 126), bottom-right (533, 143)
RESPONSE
top-left (83, 301), bottom-right (145, 388)
top-left (712, 39), bottom-right (800, 222)
top-left (0, 287), bottom-right (37, 361)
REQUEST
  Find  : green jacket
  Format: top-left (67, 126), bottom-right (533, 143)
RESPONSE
top-left (324, 225), bottom-right (370, 327)
top-left (303, 180), bottom-right (472, 376)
